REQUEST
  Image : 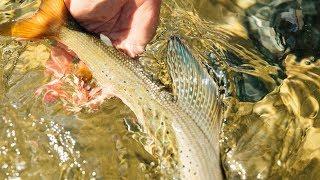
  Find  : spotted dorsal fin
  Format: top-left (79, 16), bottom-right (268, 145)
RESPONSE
top-left (166, 36), bottom-right (221, 145)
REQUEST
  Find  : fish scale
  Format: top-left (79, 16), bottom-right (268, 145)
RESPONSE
top-left (0, 0), bottom-right (224, 179)
top-left (58, 27), bottom-right (222, 179)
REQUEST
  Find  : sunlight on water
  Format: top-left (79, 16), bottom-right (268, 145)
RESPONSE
top-left (143, 0), bottom-right (319, 178)
top-left (0, 38), bottom-right (162, 179)
top-left (0, 0), bottom-right (319, 179)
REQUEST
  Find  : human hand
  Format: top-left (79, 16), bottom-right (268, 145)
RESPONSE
top-left (64, 0), bottom-right (162, 57)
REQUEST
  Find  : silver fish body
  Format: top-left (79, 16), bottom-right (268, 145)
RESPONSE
top-left (59, 27), bottom-right (223, 180)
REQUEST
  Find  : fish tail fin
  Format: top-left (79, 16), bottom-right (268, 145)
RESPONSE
top-left (0, 0), bottom-right (67, 39)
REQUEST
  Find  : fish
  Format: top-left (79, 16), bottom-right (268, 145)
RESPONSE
top-left (0, 0), bottom-right (223, 179)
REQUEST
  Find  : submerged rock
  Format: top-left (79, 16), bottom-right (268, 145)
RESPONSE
top-left (246, 0), bottom-right (320, 60)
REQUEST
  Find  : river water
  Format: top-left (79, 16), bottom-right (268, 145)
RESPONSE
top-left (0, 0), bottom-right (319, 179)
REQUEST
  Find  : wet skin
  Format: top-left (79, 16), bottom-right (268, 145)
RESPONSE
top-left (64, 0), bottom-right (162, 57)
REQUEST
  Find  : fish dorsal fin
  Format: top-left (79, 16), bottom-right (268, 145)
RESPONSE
top-left (166, 36), bottom-right (221, 144)
top-left (0, 0), bottom-right (67, 39)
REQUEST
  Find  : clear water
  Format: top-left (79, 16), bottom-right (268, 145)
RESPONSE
top-left (0, 0), bottom-right (319, 179)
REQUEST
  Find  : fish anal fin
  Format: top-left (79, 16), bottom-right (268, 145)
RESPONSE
top-left (0, 0), bottom-right (67, 39)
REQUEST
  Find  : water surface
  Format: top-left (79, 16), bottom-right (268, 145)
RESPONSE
top-left (0, 0), bottom-right (319, 179)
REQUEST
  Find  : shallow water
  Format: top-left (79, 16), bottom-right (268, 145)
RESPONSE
top-left (0, 39), bottom-right (162, 179)
top-left (0, 0), bottom-right (320, 179)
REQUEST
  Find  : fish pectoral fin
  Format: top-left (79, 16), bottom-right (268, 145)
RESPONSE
top-left (0, 0), bottom-right (67, 39)
top-left (166, 36), bottom-right (221, 144)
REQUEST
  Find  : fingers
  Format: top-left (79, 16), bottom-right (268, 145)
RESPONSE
top-left (130, 0), bottom-right (161, 45)
top-left (114, 40), bottom-right (145, 58)
top-left (64, 0), bottom-right (127, 32)
top-left (109, 0), bottom-right (162, 57)
top-left (64, 0), bottom-right (161, 58)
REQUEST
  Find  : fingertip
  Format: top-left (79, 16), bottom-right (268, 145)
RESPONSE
top-left (115, 41), bottom-right (145, 58)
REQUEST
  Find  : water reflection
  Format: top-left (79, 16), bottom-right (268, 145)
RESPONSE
top-left (0, 0), bottom-right (320, 179)
top-left (0, 37), bottom-right (161, 179)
